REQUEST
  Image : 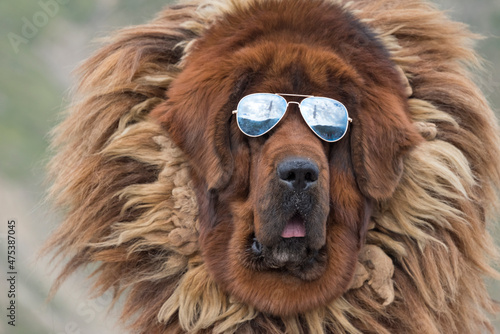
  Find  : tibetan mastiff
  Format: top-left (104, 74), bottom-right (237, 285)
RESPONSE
top-left (46, 0), bottom-right (500, 333)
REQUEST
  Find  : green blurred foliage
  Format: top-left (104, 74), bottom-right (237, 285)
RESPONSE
top-left (0, 0), bottom-right (172, 187)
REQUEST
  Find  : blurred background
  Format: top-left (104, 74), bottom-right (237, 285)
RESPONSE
top-left (0, 0), bottom-right (499, 333)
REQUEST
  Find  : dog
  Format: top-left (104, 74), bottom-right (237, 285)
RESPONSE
top-left (46, 0), bottom-right (500, 333)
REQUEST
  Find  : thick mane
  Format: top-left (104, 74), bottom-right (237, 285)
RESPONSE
top-left (45, 0), bottom-right (500, 333)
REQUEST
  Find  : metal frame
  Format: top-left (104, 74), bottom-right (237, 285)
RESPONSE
top-left (232, 93), bottom-right (352, 142)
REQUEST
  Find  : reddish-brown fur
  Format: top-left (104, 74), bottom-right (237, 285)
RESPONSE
top-left (45, 0), bottom-right (500, 333)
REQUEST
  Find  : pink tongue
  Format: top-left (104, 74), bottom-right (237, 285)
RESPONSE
top-left (281, 216), bottom-right (306, 238)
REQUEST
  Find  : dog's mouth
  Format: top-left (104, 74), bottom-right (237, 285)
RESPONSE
top-left (248, 212), bottom-right (327, 281)
top-left (281, 213), bottom-right (306, 238)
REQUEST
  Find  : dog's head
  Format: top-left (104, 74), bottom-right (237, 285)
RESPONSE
top-left (153, 0), bottom-right (421, 316)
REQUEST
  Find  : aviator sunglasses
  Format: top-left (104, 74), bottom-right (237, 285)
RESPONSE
top-left (232, 93), bottom-right (352, 142)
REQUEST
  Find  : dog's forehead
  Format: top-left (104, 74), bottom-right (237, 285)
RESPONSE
top-left (224, 49), bottom-right (359, 102)
top-left (185, 0), bottom-right (398, 98)
top-left (199, 0), bottom-right (371, 49)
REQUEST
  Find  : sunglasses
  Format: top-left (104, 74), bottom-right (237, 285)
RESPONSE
top-left (232, 93), bottom-right (352, 142)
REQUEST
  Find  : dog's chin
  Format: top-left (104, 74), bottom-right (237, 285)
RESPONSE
top-left (247, 211), bottom-right (328, 281)
top-left (247, 235), bottom-right (328, 281)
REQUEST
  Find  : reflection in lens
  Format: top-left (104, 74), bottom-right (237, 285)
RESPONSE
top-left (236, 93), bottom-right (287, 136)
top-left (299, 97), bottom-right (349, 142)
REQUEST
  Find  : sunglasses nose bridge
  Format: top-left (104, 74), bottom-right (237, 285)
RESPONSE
top-left (287, 101), bottom-right (310, 127)
top-left (279, 102), bottom-right (318, 138)
top-left (285, 100), bottom-right (301, 115)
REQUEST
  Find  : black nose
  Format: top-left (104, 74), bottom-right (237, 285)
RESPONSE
top-left (277, 158), bottom-right (319, 191)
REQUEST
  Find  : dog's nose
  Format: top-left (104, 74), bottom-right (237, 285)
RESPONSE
top-left (277, 158), bottom-right (319, 191)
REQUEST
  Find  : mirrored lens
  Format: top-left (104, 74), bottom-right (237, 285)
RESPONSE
top-left (236, 93), bottom-right (288, 137)
top-left (299, 97), bottom-right (349, 142)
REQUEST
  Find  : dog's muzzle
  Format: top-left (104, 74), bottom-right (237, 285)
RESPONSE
top-left (251, 157), bottom-right (329, 280)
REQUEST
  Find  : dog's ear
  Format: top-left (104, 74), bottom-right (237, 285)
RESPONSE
top-left (350, 90), bottom-right (422, 200)
top-left (151, 64), bottom-right (246, 191)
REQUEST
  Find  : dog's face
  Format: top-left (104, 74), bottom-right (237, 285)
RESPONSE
top-left (153, 0), bottom-right (421, 316)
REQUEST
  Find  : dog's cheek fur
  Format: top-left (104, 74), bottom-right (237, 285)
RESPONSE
top-left (329, 135), bottom-right (373, 246)
top-left (350, 89), bottom-right (423, 200)
top-left (151, 64), bottom-right (245, 193)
